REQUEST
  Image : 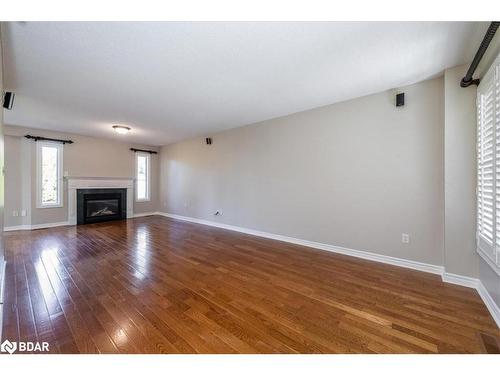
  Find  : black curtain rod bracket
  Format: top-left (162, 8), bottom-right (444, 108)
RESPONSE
top-left (130, 148), bottom-right (158, 154)
top-left (25, 135), bottom-right (74, 144)
top-left (461, 21), bottom-right (500, 88)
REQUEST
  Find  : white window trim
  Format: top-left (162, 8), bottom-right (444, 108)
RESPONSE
top-left (135, 152), bottom-right (151, 202)
top-left (476, 51), bottom-right (500, 276)
top-left (36, 141), bottom-right (64, 209)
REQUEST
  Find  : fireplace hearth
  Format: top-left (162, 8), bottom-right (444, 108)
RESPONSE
top-left (76, 188), bottom-right (127, 224)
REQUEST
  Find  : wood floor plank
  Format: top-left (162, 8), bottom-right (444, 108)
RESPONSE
top-left (1, 215), bottom-right (499, 353)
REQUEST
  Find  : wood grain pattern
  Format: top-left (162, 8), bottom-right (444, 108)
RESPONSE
top-left (1, 215), bottom-right (499, 353)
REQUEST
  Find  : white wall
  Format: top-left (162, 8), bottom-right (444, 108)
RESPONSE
top-left (160, 77), bottom-right (445, 266)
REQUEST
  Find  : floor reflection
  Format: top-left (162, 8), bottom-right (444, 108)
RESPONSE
top-left (133, 225), bottom-right (150, 280)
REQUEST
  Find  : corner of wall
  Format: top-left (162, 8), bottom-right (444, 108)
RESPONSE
top-left (443, 64), bottom-right (479, 279)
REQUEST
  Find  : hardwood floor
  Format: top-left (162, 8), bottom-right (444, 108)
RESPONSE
top-left (1, 215), bottom-right (499, 354)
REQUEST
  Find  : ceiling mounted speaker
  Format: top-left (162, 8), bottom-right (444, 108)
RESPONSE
top-left (3, 91), bottom-right (15, 110)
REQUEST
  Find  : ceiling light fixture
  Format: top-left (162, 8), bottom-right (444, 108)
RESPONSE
top-left (112, 125), bottom-right (131, 135)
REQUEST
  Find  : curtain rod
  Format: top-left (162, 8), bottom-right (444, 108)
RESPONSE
top-left (130, 148), bottom-right (158, 154)
top-left (25, 135), bottom-right (74, 144)
top-left (461, 21), bottom-right (500, 87)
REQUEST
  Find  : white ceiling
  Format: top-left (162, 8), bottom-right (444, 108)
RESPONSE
top-left (2, 22), bottom-right (488, 146)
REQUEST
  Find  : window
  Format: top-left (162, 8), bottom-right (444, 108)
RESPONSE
top-left (37, 141), bottom-right (63, 208)
top-left (477, 52), bottom-right (500, 275)
top-left (136, 152), bottom-right (150, 201)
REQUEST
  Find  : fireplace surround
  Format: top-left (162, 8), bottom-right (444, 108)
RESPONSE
top-left (67, 177), bottom-right (134, 225)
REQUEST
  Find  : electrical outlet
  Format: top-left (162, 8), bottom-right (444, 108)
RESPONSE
top-left (12, 210), bottom-right (18, 217)
top-left (20, 210), bottom-right (27, 217)
top-left (401, 233), bottom-right (410, 244)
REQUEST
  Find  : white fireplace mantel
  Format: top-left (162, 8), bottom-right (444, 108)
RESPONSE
top-left (67, 177), bottom-right (134, 225)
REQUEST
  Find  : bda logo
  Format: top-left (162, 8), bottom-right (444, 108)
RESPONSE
top-left (1, 340), bottom-right (17, 354)
top-left (0, 339), bottom-right (49, 354)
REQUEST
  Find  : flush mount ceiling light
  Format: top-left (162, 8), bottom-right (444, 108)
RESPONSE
top-left (112, 125), bottom-right (131, 135)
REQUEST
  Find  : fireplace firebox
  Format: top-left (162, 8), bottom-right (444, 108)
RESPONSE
top-left (76, 188), bottom-right (127, 224)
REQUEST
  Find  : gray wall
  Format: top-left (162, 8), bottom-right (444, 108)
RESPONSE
top-left (4, 125), bottom-right (160, 227)
top-left (444, 64), bottom-right (479, 277)
top-left (4, 135), bottom-right (25, 227)
top-left (160, 77), bottom-right (445, 266)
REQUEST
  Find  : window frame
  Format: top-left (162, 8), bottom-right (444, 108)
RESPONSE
top-left (135, 151), bottom-right (151, 202)
top-left (476, 51), bottom-right (500, 276)
top-left (36, 140), bottom-right (64, 209)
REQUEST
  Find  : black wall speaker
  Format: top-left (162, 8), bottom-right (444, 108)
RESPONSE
top-left (206, 137), bottom-right (212, 145)
top-left (3, 91), bottom-right (15, 110)
top-left (396, 92), bottom-right (405, 107)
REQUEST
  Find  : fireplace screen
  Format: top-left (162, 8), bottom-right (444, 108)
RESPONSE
top-left (86, 199), bottom-right (120, 217)
top-left (76, 188), bottom-right (127, 225)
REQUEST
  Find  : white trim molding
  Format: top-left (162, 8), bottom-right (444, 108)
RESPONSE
top-left (3, 224), bottom-right (30, 232)
top-left (440, 273), bottom-right (500, 326)
top-left (441, 272), bottom-right (480, 289)
top-left (66, 177), bottom-right (134, 225)
top-left (135, 152), bottom-right (151, 202)
top-left (36, 140), bottom-right (64, 209)
top-left (156, 212), bottom-right (444, 275)
top-left (4, 214), bottom-right (156, 231)
top-left (133, 212), bottom-right (157, 218)
top-left (4, 221), bottom-right (70, 232)
top-left (156, 211), bottom-right (500, 328)
top-left (477, 281), bottom-right (500, 328)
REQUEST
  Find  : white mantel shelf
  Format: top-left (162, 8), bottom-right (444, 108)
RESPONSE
top-left (65, 176), bottom-right (134, 180)
top-left (67, 177), bottom-right (134, 225)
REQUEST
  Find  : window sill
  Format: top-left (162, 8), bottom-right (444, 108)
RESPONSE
top-left (36, 204), bottom-right (63, 209)
top-left (135, 199), bottom-right (151, 203)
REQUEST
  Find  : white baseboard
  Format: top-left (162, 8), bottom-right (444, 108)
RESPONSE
top-left (156, 212), bottom-right (444, 275)
top-left (4, 213), bottom-right (158, 231)
top-left (4, 221), bottom-right (70, 232)
top-left (156, 211), bottom-right (500, 328)
top-left (31, 221), bottom-right (70, 230)
top-left (440, 272), bottom-right (500, 326)
top-left (441, 272), bottom-right (480, 288)
top-left (133, 212), bottom-right (157, 218)
top-left (4, 214), bottom-right (158, 231)
top-left (3, 224), bottom-right (30, 231)
top-left (477, 281), bottom-right (500, 328)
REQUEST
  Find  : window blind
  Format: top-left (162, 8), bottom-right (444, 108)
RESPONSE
top-left (477, 52), bottom-right (500, 274)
